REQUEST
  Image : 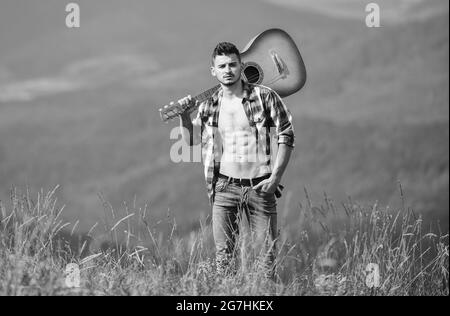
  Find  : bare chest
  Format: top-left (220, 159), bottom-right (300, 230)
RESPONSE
top-left (218, 97), bottom-right (250, 131)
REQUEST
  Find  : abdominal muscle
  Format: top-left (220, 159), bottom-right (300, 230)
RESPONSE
top-left (218, 98), bottom-right (270, 179)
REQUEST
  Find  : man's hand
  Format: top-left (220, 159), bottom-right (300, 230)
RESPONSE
top-left (252, 176), bottom-right (280, 194)
top-left (168, 94), bottom-right (198, 119)
top-left (253, 144), bottom-right (293, 196)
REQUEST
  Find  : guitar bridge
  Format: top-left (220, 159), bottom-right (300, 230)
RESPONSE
top-left (270, 50), bottom-right (288, 78)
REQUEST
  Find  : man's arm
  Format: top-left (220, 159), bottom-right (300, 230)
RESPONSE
top-left (253, 143), bottom-right (293, 194)
top-left (253, 89), bottom-right (295, 194)
top-left (179, 112), bottom-right (194, 146)
top-left (176, 95), bottom-right (201, 146)
top-left (270, 143), bottom-right (293, 185)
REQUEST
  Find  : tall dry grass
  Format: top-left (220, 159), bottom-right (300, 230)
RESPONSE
top-left (0, 185), bottom-right (448, 295)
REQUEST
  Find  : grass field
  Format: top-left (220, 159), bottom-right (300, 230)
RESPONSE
top-left (0, 186), bottom-right (447, 295)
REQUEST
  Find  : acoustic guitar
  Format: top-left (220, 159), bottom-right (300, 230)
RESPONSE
top-left (159, 28), bottom-right (306, 122)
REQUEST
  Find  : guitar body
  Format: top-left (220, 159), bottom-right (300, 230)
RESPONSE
top-left (240, 28), bottom-right (306, 97)
top-left (159, 28), bottom-right (306, 121)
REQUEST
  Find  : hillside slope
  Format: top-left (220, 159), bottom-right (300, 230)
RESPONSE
top-left (0, 0), bottom-right (448, 233)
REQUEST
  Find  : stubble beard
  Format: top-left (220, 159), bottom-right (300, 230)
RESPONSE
top-left (220, 74), bottom-right (241, 87)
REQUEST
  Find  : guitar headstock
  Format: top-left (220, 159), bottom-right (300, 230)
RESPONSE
top-left (159, 102), bottom-right (198, 122)
top-left (159, 105), bottom-right (180, 122)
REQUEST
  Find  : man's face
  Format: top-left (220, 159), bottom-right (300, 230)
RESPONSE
top-left (211, 54), bottom-right (242, 86)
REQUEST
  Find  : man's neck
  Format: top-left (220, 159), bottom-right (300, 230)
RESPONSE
top-left (221, 79), bottom-right (244, 100)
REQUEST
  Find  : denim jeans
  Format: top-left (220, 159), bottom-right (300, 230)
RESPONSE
top-left (212, 176), bottom-right (278, 279)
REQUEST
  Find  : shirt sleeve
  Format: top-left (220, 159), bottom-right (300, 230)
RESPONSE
top-left (265, 89), bottom-right (295, 148)
top-left (192, 101), bottom-right (206, 127)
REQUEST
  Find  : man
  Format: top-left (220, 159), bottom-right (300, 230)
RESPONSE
top-left (172, 42), bottom-right (295, 279)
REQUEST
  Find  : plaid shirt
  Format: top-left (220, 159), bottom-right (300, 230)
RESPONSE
top-left (192, 81), bottom-right (295, 205)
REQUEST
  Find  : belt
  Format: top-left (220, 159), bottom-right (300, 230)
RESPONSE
top-left (217, 173), bottom-right (284, 198)
top-left (218, 173), bottom-right (271, 187)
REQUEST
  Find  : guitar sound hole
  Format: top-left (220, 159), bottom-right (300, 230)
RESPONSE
top-left (243, 64), bottom-right (262, 84)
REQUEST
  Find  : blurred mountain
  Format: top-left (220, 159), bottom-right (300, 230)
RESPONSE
top-left (264, 0), bottom-right (448, 23)
top-left (0, 0), bottom-right (448, 234)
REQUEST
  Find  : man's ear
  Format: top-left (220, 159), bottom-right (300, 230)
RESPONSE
top-left (210, 66), bottom-right (216, 77)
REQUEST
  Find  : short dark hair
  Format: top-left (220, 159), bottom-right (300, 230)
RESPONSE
top-left (211, 42), bottom-right (241, 65)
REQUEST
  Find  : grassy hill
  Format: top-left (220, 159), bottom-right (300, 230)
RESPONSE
top-left (0, 0), bottom-right (448, 235)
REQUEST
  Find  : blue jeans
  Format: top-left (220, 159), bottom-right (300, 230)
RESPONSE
top-left (212, 176), bottom-right (278, 278)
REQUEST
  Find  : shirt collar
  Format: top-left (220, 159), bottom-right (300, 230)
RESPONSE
top-left (242, 80), bottom-right (256, 102)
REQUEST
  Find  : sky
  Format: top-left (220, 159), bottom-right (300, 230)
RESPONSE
top-left (263, 0), bottom-right (446, 23)
top-left (0, 0), bottom-right (447, 103)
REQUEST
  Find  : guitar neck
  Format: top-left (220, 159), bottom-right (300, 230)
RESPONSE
top-left (159, 84), bottom-right (220, 122)
top-left (193, 84), bottom-right (220, 104)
